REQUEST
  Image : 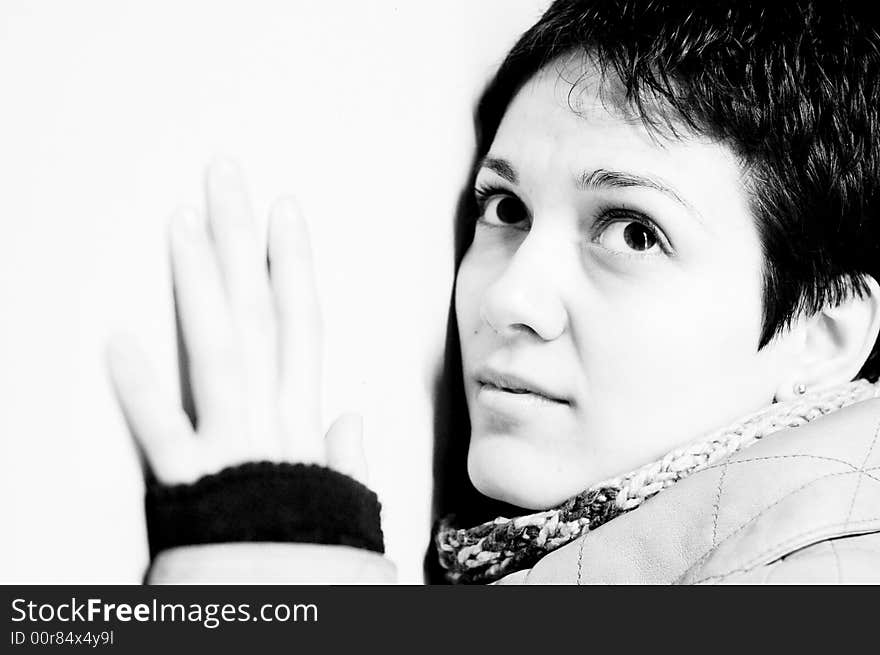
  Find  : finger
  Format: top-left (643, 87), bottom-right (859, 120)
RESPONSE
top-left (268, 197), bottom-right (323, 460)
top-left (106, 334), bottom-right (200, 485)
top-left (325, 412), bottom-right (368, 486)
top-left (169, 205), bottom-right (242, 434)
top-left (205, 159), bottom-right (277, 448)
top-left (205, 158), bottom-right (275, 334)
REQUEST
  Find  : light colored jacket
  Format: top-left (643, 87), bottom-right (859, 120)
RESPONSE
top-left (148, 397), bottom-right (880, 585)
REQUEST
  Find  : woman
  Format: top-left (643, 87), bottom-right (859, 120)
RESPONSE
top-left (110, 0), bottom-right (880, 584)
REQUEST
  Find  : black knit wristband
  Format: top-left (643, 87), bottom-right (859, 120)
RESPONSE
top-left (145, 462), bottom-right (384, 558)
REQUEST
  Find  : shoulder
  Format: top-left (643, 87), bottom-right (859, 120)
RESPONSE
top-left (682, 395), bottom-right (880, 584)
top-left (701, 532), bottom-right (880, 584)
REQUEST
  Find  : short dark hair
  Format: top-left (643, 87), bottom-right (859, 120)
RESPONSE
top-left (463, 0), bottom-right (880, 379)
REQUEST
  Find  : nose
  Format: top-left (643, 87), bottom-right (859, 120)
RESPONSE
top-left (479, 232), bottom-right (568, 341)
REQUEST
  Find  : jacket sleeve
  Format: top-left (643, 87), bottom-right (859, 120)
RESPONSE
top-left (147, 543), bottom-right (397, 584)
top-left (143, 461), bottom-right (398, 585)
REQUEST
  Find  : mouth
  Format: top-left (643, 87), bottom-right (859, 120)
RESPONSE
top-left (474, 367), bottom-right (571, 406)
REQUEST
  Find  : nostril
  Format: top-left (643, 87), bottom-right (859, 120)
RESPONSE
top-left (479, 270), bottom-right (567, 342)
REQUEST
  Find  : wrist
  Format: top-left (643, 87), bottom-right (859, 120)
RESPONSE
top-left (145, 461), bottom-right (384, 558)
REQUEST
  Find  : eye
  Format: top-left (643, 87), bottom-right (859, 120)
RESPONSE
top-left (474, 184), bottom-right (530, 230)
top-left (593, 210), bottom-right (672, 256)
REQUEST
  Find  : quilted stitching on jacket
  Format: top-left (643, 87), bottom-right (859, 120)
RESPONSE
top-left (681, 412), bottom-right (880, 584)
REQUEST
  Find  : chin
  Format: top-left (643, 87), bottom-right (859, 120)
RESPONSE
top-left (466, 435), bottom-right (589, 511)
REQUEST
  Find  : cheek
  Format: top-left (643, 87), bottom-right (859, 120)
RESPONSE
top-left (454, 252), bottom-right (479, 337)
top-left (455, 246), bottom-right (500, 339)
top-left (632, 289), bottom-right (761, 376)
top-left (593, 242), bottom-right (763, 360)
top-left (662, 252), bottom-right (767, 374)
top-left (573, 254), bottom-right (772, 436)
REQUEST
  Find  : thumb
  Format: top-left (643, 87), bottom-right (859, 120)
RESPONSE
top-left (324, 412), bottom-right (369, 487)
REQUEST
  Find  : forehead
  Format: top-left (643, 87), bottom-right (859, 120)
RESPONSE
top-left (490, 58), bottom-right (747, 201)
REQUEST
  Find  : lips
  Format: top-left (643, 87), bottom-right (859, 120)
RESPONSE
top-left (475, 365), bottom-right (570, 405)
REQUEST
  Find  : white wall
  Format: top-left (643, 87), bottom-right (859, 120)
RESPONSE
top-left (0, 0), bottom-right (550, 583)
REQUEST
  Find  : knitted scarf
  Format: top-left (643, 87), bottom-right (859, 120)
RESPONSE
top-left (435, 379), bottom-right (880, 584)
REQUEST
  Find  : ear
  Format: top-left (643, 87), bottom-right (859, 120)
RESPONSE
top-left (775, 275), bottom-right (880, 402)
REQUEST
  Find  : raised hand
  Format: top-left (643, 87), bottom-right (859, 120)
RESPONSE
top-left (108, 160), bottom-right (367, 487)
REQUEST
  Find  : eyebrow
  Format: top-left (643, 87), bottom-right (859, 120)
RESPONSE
top-left (479, 157), bottom-right (518, 184)
top-left (579, 168), bottom-right (694, 214)
top-left (478, 157), bottom-right (700, 220)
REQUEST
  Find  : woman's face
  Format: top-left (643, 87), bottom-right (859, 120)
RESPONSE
top-left (456, 60), bottom-right (795, 510)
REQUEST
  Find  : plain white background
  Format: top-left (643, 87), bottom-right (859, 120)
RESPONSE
top-left (0, 0), bottom-right (551, 583)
